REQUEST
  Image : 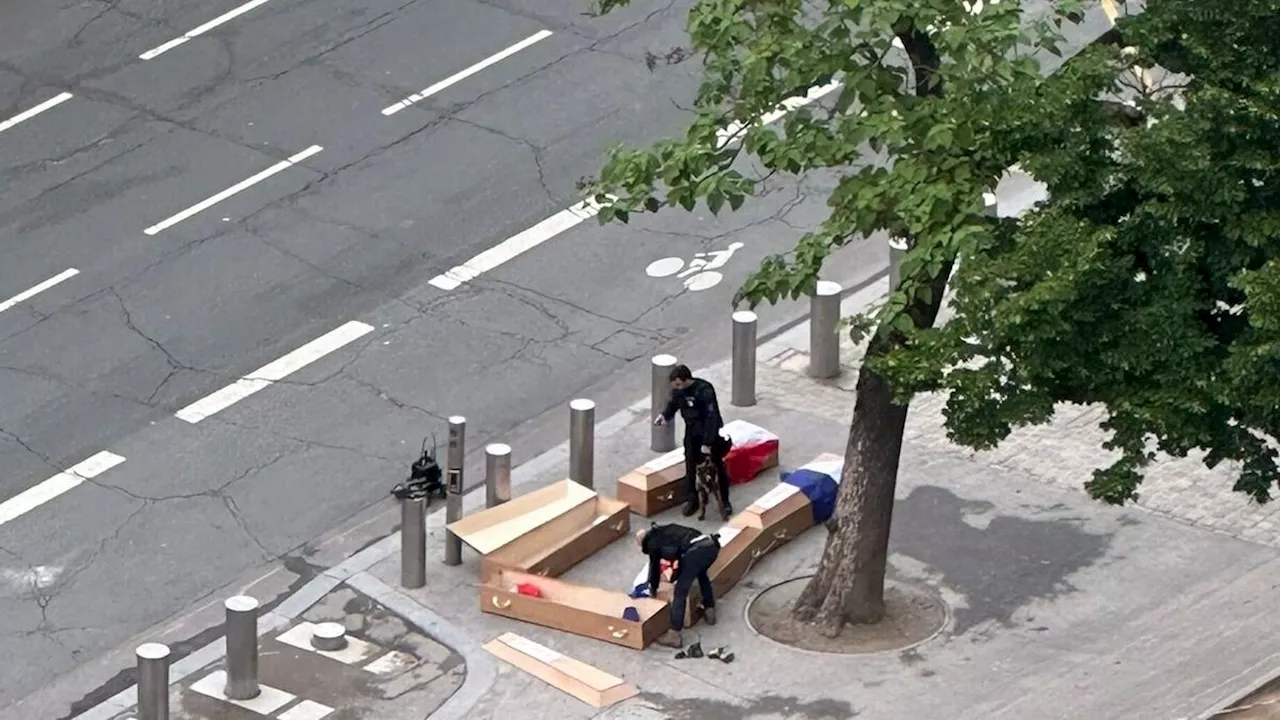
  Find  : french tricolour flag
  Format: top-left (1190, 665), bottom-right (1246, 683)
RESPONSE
top-left (780, 454), bottom-right (844, 524)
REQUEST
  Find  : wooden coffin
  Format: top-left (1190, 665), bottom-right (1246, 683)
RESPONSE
top-left (616, 448), bottom-right (687, 516)
top-left (707, 523), bottom-right (765, 597)
top-left (482, 632), bottom-right (638, 708)
top-left (729, 481), bottom-right (815, 556)
top-left (480, 496), bottom-right (630, 581)
top-left (481, 569), bottom-right (670, 651)
top-left (447, 479), bottom-right (597, 556)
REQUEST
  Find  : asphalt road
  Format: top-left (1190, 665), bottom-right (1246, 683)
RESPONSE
top-left (0, 0), bottom-right (889, 707)
top-left (0, 0), bottom-right (1112, 711)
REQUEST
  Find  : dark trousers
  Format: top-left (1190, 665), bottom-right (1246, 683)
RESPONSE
top-left (670, 539), bottom-right (719, 631)
top-left (683, 434), bottom-right (731, 505)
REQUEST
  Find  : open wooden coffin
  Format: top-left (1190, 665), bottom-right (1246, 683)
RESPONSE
top-left (482, 569), bottom-right (670, 651)
top-left (446, 479), bottom-right (629, 581)
top-left (480, 494), bottom-right (630, 582)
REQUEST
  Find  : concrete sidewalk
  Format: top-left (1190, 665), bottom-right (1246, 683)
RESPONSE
top-left (359, 301), bottom-right (1280, 720)
top-left (87, 280), bottom-right (1280, 720)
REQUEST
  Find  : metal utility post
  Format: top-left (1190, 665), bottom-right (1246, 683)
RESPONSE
top-left (485, 443), bottom-right (512, 507)
top-left (568, 399), bottom-right (595, 488)
top-left (401, 495), bottom-right (427, 588)
top-left (808, 280), bottom-right (842, 379)
top-left (136, 643), bottom-right (171, 720)
top-left (444, 416), bottom-right (465, 566)
top-left (650, 355), bottom-right (677, 452)
top-left (223, 596), bottom-right (261, 701)
top-left (731, 311), bottom-right (757, 406)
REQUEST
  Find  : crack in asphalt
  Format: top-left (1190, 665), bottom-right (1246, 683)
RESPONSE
top-left (0, 0), bottom-right (744, 651)
top-left (448, 116), bottom-right (557, 204)
top-left (105, 286), bottom-right (221, 404)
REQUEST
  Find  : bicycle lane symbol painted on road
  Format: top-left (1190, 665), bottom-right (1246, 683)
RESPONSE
top-left (645, 242), bottom-right (745, 292)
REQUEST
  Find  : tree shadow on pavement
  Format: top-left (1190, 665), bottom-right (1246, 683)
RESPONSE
top-left (890, 485), bottom-right (1113, 636)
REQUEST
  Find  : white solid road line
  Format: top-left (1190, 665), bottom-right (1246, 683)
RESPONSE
top-left (0, 451), bottom-right (126, 526)
top-left (0, 268), bottom-right (80, 315)
top-left (716, 81), bottom-right (843, 149)
top-left (427, 199), bottom-right (604, 291)
top-left (144, 145), bottom-right (322, 236)
top-left (426, 82), bottom-right (836, 293)
top-left (139, 0), bottom-right (275, 60)
top-left (0, 92), bottom-right (74, 135)
top-left (382, 29), bottom-right (554, 116)
top-left (175, 320), bottom-right (375, 424)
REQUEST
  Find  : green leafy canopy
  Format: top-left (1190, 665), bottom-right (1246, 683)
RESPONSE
top-left (581, 0), bottom-right (1280, 505)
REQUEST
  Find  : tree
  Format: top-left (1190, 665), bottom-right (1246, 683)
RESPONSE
top-left (582, 0), bottom-right (1280, 637)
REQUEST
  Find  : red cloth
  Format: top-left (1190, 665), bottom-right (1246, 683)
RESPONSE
top-left (515, 583), bottom-right (542, 598)
top-left (722, 421), bottom-right (780, 486)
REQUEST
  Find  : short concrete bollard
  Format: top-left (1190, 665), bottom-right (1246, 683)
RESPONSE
top-left (485, 443), bottom-right (513, 507)
top-left (400, 495), bottom-right (427, 589)
top-left (136, 642), bottom-right (171, 720)
top-left (223, 595), bottom-right (261, 701)
top-left (888, 237), bottom-right (909, 291)
top-left (731, 310), bottom-right (757, 406)
top-left (311, 622), bottom-right (348, 652)
top-left (569, 399), bottom-right (595, 488)
top-left (650, 355), bottom-right (677, 452)
top-left (808, 281), bottom-right (842, 379)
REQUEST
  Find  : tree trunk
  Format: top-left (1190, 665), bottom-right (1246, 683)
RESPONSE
top-left (789, 336), bottom-right (908, 635)
top-left (790, 253), bottom-right (954, 637)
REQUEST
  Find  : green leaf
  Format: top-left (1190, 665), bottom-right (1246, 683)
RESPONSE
top-left (707, 190), bottom-right (725, 215)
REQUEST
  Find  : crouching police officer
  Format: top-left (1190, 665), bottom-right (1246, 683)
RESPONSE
top-left (636, 523), bottom-right (721, 648)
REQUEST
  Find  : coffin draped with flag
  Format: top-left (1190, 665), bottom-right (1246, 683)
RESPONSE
top-left (779, 455), bottom-right (843, 524)
top-left (720, 420), bottom-right (780, 486)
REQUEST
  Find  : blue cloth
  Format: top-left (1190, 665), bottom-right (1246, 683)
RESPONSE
top-left (629, 584), bottom-right (651, 599)
top-left (622, 606), bottom-right (640, 622)
top-left (782, 467), bottom-right (839, 524)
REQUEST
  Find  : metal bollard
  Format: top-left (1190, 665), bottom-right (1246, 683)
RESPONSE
top-left (568, 399), bottom-right (595, 488)
top-left (485, 443), bottom-right (512, 507)
top-left (444, 416), bottom-right (465, 566)
top-left (983, 192), bottom-right (998, 218)
top-left (223, 596), bottom-right (261, 701)
top-left (136, 642), bottom-right (171, 720)
top-left (731, 311), bottom-right (757, 406)
top-left (888, 237), bottom-right (909, 291)
top-left (400, 496), bottom-right (426, 588)
top-left (650, 355), bottom-right (677, 452)
top-left (808, 281), bottom-right (842, 379)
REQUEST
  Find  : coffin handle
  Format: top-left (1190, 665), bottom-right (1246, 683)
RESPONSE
top-left (658, 492), bottom-right (674, 502)
top-left (491, 596), bottom-right (512, 610)
top-left (610, 520), bottom-right (625, 532)
top-left (750, 549), bottom-right (764, 559)
top-left (607, 626), bottom-right (629, 639)
top-left (773, 530), bottom-right (790, 540)
top-left (536, 568), bottom-right (549, 577)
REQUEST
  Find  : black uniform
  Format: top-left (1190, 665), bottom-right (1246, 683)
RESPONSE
top-left (642, 523), bottom-right (721, 631)
top-left (661, 378), bottom-right (731, 508)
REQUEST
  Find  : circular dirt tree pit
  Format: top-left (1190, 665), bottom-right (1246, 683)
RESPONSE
top-left (747, 576), bottom-right (947, 654)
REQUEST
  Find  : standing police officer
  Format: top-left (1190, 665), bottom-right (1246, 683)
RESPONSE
top-left (653, 364), bottom-right (732, 519)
